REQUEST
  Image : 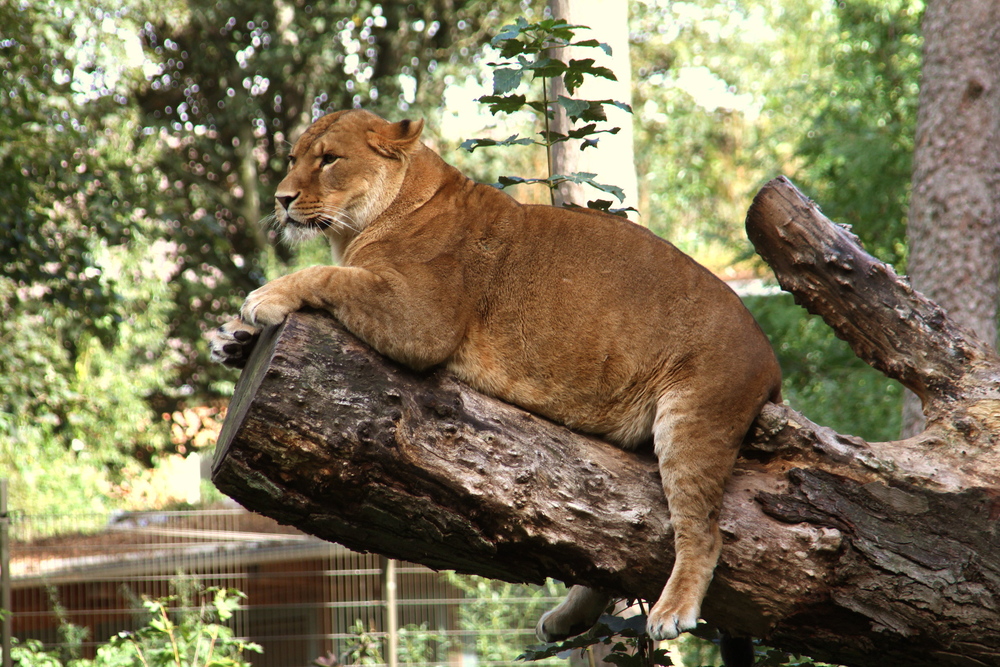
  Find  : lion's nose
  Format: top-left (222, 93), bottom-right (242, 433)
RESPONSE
top-left (276, 193), bottom-right (298, 211)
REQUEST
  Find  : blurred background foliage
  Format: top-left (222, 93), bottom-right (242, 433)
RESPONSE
top-left (1, 0), bottom-right (918, 515)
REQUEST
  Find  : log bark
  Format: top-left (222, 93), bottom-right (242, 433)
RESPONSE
top-left (212, 177), bottom-right (1000, 667)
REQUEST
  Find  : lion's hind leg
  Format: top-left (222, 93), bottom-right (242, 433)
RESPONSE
top-left (646, 393), bottom-right (751, 641)
top-left (535, 585), bottom-right (611, 643)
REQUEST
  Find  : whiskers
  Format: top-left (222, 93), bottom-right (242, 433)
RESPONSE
top-left (314, 205), bottom-right (363, 235)
top-left (260, 203), bottom-right (365, 246)
top-left (259, 211), bottom-right (280, 232)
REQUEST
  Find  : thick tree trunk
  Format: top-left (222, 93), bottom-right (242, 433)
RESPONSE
top-left (212, 177), bottom-right (1000, 667)
top-left (902, 0), bottom-right (1000, 436)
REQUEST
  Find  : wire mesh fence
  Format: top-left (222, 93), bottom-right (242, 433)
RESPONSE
top-left (7, 507), bottom-right (564, 666)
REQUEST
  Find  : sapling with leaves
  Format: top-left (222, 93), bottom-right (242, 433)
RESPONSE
top-left (518, 612), bottom-right (672, 667)
top-left (461, 17), bottom-right (633, 212)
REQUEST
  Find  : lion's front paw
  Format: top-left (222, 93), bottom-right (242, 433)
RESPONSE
top-left (241, 282), bottom-right (303, 327)
top-left (208, 318), bottom-right (262, 368)
top-left (205, 319), bottom-right (260, 368)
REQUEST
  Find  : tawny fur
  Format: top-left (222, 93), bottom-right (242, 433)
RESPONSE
top-left (209, 109), bottom-right (782, 641)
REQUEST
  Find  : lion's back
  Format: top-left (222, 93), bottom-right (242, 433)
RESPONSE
top-left (445, 200), bottom-right (780, 445)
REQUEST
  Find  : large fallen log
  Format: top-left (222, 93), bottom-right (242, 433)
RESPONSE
top-left (212, 177), bottom-right (1000, 667)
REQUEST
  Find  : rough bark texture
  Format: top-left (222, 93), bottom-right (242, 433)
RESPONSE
top-left (902, 0), bottom-right (1000, 436)
top-left (213, 177), bottom-right (1000, 667)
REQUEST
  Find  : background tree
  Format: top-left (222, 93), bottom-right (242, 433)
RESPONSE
top-left (548, 0), bottom-right (638, 211)
top-left (901, 0), bottom-right (1000, 436)
top-left (0, 0), bottom-right (510, 513)
top-left (0, 0), bottom-right (182, 513)
top-left (630, 0), bottom-right (920, 441)
top-left (0, 0), bottom-right (932, 528)
top-left (131, 0), bottom-right (503, 406)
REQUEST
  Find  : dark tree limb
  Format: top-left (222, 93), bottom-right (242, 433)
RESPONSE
top-left (213, 177), bottom-right (1000, 667)
top-left (746, 177), bottom-right (1000, 429)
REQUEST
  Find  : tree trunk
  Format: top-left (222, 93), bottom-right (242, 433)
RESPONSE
top-left (548, 0), bottom-right (638, 213)
top-left (212, 177), bottom-right (1000, 667)
top-left (902, 0), bottom-right (1000, 436)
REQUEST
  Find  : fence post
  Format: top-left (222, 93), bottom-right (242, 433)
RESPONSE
top-left (381, 556), bottom-right (398, 667)
top-left (1, 479), bottom-right (11, 667)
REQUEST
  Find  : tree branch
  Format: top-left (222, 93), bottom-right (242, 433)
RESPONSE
top-left (745, 177), bottom-right (999, 413)
top-left (213, 177), bottom-right (1000, 667)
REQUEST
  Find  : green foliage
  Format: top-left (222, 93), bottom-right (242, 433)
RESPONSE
top-left (0, 237), bottom-right (183, 514)
top-left (340, 620), bottom-right (384, 666)
top-left (1, 0), bottom-right (508, 514)
top-left (630, 0), bottom-right (837, 251)
top-left (5, 588), bottom-right (260, 667)
top-left (794, 0), bottom-right (922, 269)
top-left (102, 588), bottom-right (261, 667)
top-left (461, 17), bottom-right (633, 208)
top-left (753, 645), bottom-right (840, 667)
top-left (312, 619), bottom-right (450, 667)
top-left (8, 638), bottom-right (65, 667)
top-left (519, 613), bottom-right (671, 667)
top-left (397, 623), bottom-right (452, 666)
top-left (0, 0), bottom-right (152, 345)
top-left (745, 294), bottom-right (903, 442)
top-left (630, 0), bottom-right (919, 270)
top-left (0, 0), bottom-right (186, 514)
top-left (445, 573), bottom-right (565, 665)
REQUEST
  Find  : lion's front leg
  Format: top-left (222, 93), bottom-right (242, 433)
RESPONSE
top-left (241, 269), bottom-right (322, 327)
top-left (209, 266), bottom-right (339, 368)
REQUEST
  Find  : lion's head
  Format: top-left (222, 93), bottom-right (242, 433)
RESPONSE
top-left (273, 109), bottom-right (425, 246)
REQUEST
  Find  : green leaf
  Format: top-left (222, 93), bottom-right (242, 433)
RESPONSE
top-left (598, 614), bottom-right (647, 635)
top-left (568, 58), bottom-right (618, 82)
top-left (571, 38), bottom-right (613, 56)
top-left (525, 99), bottom-right (550, 116)
top-left (496, 175), bottom-right (534, 187)
top-left (477, 94), bottom-right (528, 115)
top-left (564, 69), bottom-right (585, 95)
top-left (523, 56), bottom-right (567, 78)
top-left (566, 123), bottom-right (598, 139)
top-left (493, 68), bottom-right (523, 95)
top-left (460, 136), bottom-right (536, 153)
top-left (610, 100), bottom-right (633, 114)
top-left (552, 172), bottom-right (627, 202)
top-left (650, 648), bottom-right (673, 666)
top-left (492, 18), bottom-right (528, 47)
top-left (556, 95), bottom-right (590, 120)
top-left (566, 125), bottom-right (621, 140)
top-left (603, 651), bottom-right (646, 667)
top-left (212, 587), bottom-right (245, 621)
top-left (538, 129), bottom-right (569, 144)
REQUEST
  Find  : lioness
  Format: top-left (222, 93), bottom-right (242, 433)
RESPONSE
top-left (209, 109), bottom-right (781, 641)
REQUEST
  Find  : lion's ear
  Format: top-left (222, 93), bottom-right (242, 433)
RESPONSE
top-left (368, 118), bottom-right (424, 159)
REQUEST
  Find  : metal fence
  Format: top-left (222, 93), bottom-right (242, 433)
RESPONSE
top-left (5, 506), bottom-right (564, 667)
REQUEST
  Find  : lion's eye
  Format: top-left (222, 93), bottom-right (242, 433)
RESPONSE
top-left (286, 156), bottom-right (297, 170)
top-left (320, 153), bottom-right (340, 167)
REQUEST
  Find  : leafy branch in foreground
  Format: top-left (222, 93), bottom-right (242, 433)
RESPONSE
top-left (518, 613), bottom-right (670, 667)
top-left (461, 17), bottom-right (633, 209)
top-left (6, 587), bottom-right (261, 667)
